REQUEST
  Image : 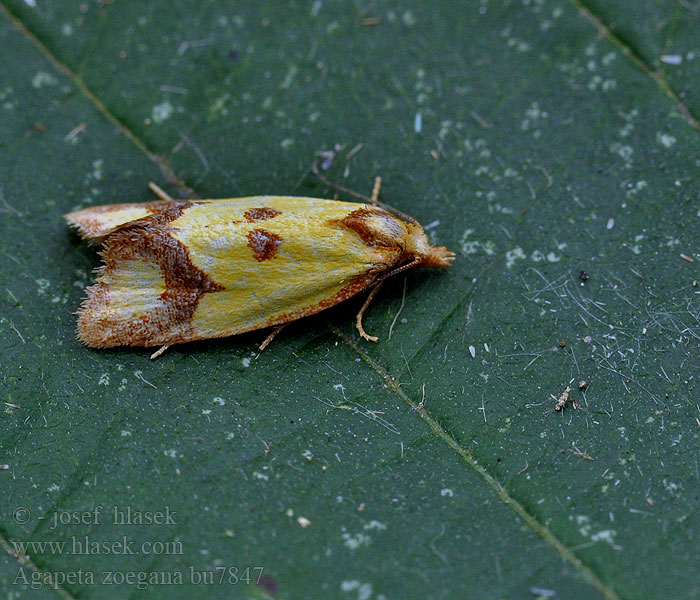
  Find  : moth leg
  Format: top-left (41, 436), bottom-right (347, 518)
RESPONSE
top-left (259, 324), bottom-right (287, 352)
top-left (356, 281), bottom-right (384, 343)
top-left (150, 344), bottom-right (170, 360)
top-left (370, 177), bottom-right (382, 206)
top-left (148, 182), bottom-right (174, 202)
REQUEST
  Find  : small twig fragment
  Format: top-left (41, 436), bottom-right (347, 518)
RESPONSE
top-left (64, 123), bottom-right (86, 142)
top-left (572, 443), bottom-right (595, 461)
top-left (552, 385), bottom-right (578, 411)
top-left (414, 383), bottom-right (426, 411)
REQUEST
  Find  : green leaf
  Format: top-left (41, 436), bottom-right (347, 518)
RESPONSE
top-left (1, 2), bottom-right (699, 599)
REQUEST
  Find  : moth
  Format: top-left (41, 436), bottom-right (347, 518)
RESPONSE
top-left (65, 177), bottom-right (454, 358)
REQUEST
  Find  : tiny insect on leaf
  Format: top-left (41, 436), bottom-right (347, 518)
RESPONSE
top-left (65, 184), bottom-right (454, 354)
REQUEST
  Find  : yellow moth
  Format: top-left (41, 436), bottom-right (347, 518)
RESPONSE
top-left (65, 178), bottom-right (454, 357)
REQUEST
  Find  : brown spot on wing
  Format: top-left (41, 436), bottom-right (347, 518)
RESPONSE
top-left (77, 203), bottom-right (226, 347)
top-left (247, 228), bottom-right (282, 261)
top-left (244, 207), bottom-right (281, 222)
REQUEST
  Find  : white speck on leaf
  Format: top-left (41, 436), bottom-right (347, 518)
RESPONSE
top-left (610, 142), bottom-right (633, 163)
top-left (280, 64), bottom-right (298, 90)
top-left (32, 72), bottom-right (58, 88)
top-left (341, 581), bottom-right (374, 600)
top-left (591, 529), bottom-right (618, 546)
top-left (663, 479), bottom-right (682, 497)
top-left (36, 278), bottom-right (51, 295)
top-left (657, 132), bottom-right (677, 148)
top-left (660, 54), bottom-right (682, 65)
top-left (151, 101), bottom-right (174, 123)
top-left (414, 111), bottom-right (422, 133)
top-left (91, 159), bottom-right (104, 181)
top-left (402, 10), bottom-right (416, 26)
top-left (505, 247), bottom-right (525, 268)
top-left (342, 531), bottom-right (371, 549)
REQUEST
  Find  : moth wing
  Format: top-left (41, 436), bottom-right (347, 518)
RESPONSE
top-left (64, 200), bottom-right (187, 243)
top-left (77, 197), bottom-right (404, 348)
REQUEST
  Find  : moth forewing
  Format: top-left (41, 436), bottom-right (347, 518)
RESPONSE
top-left (65, 195), bottom-right (454, 350)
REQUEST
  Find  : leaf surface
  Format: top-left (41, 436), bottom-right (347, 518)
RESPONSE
top-left (1, 2), bottom-right (699, 598)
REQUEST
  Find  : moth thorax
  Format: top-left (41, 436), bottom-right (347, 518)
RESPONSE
top-left (340, 207), bottom-right (455, 268)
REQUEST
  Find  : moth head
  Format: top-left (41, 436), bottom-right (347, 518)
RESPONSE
top-left (404, 224), bottom-right (455, 269)
top-left (339, 207), bottom-right (455, 269)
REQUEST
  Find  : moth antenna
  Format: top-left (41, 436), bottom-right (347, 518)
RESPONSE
top-left (377, 257), bottom-right (422, 282)
top-left (310, 161), bottom-right (420, 225)
top-left (356, 281), bottom-right (384, 342)
top-left (311, 160), bottom-right (373, 203)
top-left (149, 182), bottom-right (175, 202)
top-left (376, 201), bottom-right (420, 226)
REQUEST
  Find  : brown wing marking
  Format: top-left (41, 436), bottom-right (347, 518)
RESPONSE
top-left (77, 204), bottom-right (225, 347)
top-left (246, 228), bottom-right (283, 262)
top-left (244, 207), bottom-right (282, 222)
top-left (336, 207), bottom-right (406, 248)
top-left (65, 199), bottom-right (191, 243)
